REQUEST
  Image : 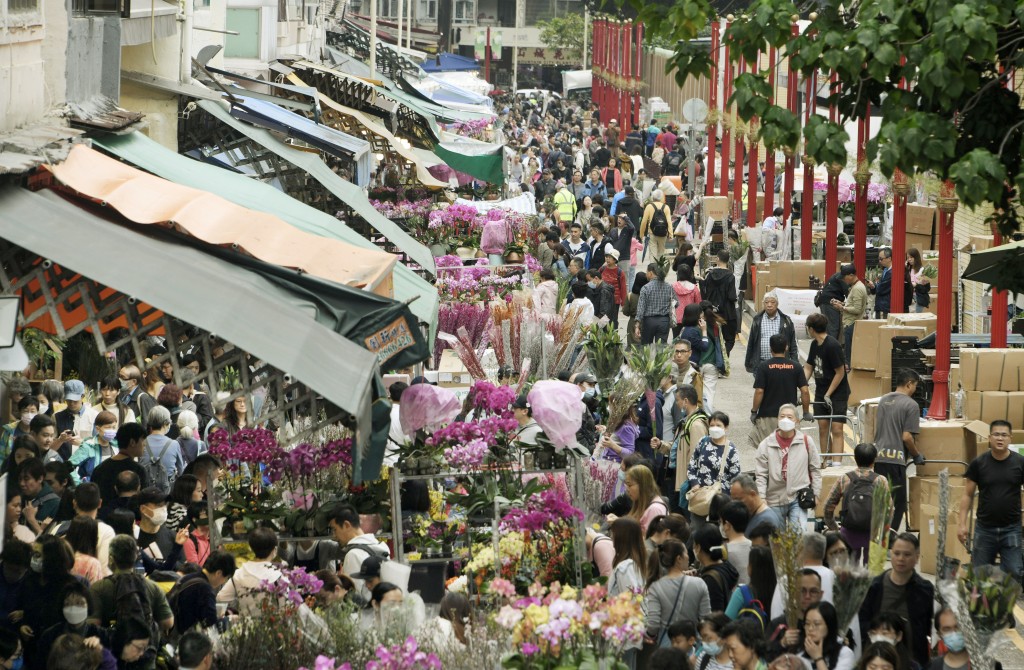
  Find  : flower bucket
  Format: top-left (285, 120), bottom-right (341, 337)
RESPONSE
top-left (430, 243), bottom-right (449, 257)
top-left (455, 246), bottom-right (477, 260)
top-left (359, 513), bottom-right (383, 534)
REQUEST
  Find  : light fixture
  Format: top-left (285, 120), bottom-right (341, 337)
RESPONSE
top-left (0, 295), bottom-right (21, 349)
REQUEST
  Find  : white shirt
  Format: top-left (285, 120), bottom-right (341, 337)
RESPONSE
top-left (770, 565), bottom-right (835, 619)
top-left (217, 560), bottom-right (282, 616)
top-left (386, 405), bottom-right (408, 466)
top-left (341, 535), bottom-right (391, 603)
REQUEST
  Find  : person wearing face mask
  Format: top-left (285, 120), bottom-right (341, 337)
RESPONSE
top-left (0, 398), bottom-right (40, 464)
top-left (928, 608), bottom-right (982, 670)
top-left (585, 269), bottom-right (617, 327)
top-left (117, 365), bottom-right (156, 427)
top-left (755, 404), bottom-right (821, 529)
top-left (685, 412), bottom-right (741, 533)
top-left (70, 412), bottom-right (119, 485)
top-left (134, 488), bottom-right (189, 573)
top-left (866, 613), bottom-right (917, 670)
top-left (695, 613), bottom-right (735, 670)
top-left (36, 581), bottom-right (109, 667)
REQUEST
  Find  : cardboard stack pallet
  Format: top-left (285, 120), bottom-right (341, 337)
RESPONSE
top-left (905, 204), bottom-right (936, 255)
top-left (958, 349), bottom-right (1024, 428)
top-left (754, 260), bottom-right (840, 307)
top-left (847, 319), bottom-right (929, 404)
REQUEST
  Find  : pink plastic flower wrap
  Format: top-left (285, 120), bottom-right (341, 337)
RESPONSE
top-left (399, 384), bottom-right (462, 435)
top-left (527, 380), bottom-right (584, 449)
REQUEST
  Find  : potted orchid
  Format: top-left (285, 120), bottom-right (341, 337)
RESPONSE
top-left (428, 203), bottom-right (484, 254)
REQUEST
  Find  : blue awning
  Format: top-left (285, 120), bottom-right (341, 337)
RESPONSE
top-left (420, 52), bottom-right (479, 73)
top-left (226, 93), bottom-right (375, 187)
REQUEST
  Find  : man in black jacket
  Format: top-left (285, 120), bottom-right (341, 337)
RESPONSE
top-left (701, 250), bottom-right (739, 354)
top-left (858, 533), bottom-right (934, 669)
top-left (615, 186), bottom-right (644, 229)
top-left (819, 264), bottom-right (856, 340)
top-left (745, 292), bottom-right (799, 373)
top-left (586, 269), bottom-right (618, 327)
top-left (171, 550), bottom-right (237, 635)
top-left (608, 213), bottom-right (635, 281)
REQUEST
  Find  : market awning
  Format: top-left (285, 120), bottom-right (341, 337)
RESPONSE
top-left (93, 132), bottom-right (439, 340)
top-left (0, 185), bottom-right (381, 458)
top-left (285, 72), bottom-right (448, 190)
top-left (434, 131), bottom-right (505, 185)
top-left (195, 99), bottom-right (437, 273)
top-left (224, 94), bottom-right (374, 187)
top-left (420, 52), bottom-right (479, 73)
top-left (46, 144), bottom-right (397, 296)
top-left (962, 239), bottom-right (1024, 293)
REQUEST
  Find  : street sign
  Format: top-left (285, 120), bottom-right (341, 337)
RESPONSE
top-left (682, 98), bottom-right (709, 124)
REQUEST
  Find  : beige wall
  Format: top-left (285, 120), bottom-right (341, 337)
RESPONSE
top-left (121, 32), bottom-right (182, 149)
top-left (0, 0), bottom-right (67, 133)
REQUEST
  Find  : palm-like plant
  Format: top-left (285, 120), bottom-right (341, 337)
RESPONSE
top-left (626, 344), bottom-right (673, 435)
top-left (583, 325), bottom-right (623, 388)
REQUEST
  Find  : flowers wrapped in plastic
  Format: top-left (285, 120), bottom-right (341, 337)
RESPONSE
top-left (527, 380), bottom-right (584, 449)
top-left (938, 564), bottom-right (1022, 670)
top-left (398, 383), bottom-right (462, 435)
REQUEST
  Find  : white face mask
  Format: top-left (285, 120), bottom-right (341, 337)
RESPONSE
top-left (20, 412), bottom-right (35, 425)
top-left (37, 403), bottom-right (48, 415)
top-left (147, 507), bottom-right (168, 526)
top-left (868, 634), bottom-right (896, 646)
top-left (63, 605), bottom-right (88, 625)
top-left (777, 418), bottom-right (796, 432)
top-left (708, 427), bottom-right (726, 440)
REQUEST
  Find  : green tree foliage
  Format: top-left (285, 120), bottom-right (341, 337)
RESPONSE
top-left (622, 0), bottom-right (1024, 235)
top-left (538, 14), bottom-right (588, 56)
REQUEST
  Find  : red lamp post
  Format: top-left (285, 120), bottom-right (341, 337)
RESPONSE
top-left (800, 70), bottom-right (816, 260)
top-left (720, 25), bottom-right (731, 199)
top-left (733, 59), bottom-right (746, 223)
top-left (763, 46), bottom-right (777, 218)
top-left (706, 20), bottom-right (720, 196)
top-left (853, 111), bottom-right (869, 278)
top-left (891, 168), bottom-right (909, 316)
top-left (991, 229), bottom-right (1008, 346)
top-left (927, 180), bottom-right (958, 419)
top-left (824, 71), bottom-right (839, 274)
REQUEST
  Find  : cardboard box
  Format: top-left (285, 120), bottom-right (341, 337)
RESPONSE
top-left (848, 369), bottom-right (887, 406)
top-left (875, 326), bottom-right (927, 377)
top-left (861, 399), bottom-right (879, 443)
top-left (886, 313), bottom-right (937, 337)
top-left (980, 391), bottom-right (1009, 424)
top-left (436, 350), bottom-right (472, 388)
top-left (918, 476), bottom-right (966, 511)
top-left (949, 364), bottom-right (960, 393)
top-left (850, 320), bottom-right (889, 371)
top-left (906, 232), bottom-right (933, 251)
top-left (914, 420), bottom-right (972, 476)
top-left (908, 476), bottom-right (924, 530)
top-left (959, 349), bottom-right (980, 392)
top-left (815, 465), bottom-right (856, 518)
top-left (704, 196), bottom-right (729, 221)
top-left (964, 391), bottom-right (983, 421)
top-left (967, 235), bottom-right (995, 252)
top-left (978, 350), bottom-right (1007, 391)
top-left (1000, 349), bottom-right (1024, 391)
top-left (1006, 392), bottom-right (1024, 431)
top-left (918, 503), bottom-right (972, 575)
top-left (963, 420), bottom-right (1024, 461)
top-left (905, 204), bottom-right (936, 236)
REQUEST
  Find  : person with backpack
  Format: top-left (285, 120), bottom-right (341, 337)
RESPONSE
top-left (639, 190), bottom-right (673, 261)
top-left (167, 550), bottom-right (236, 636)
top-left (88, 535), bottom-right (173, 641)
top-left (324, 505), bottom-right (391, 604)
top-left (822, 443), bottom-right (893, 564)
top-left (726, 545), bottom-right (776, 627)
top-left (17, 458), bottom-right (61, 536)
top-left (663, 147), bottom-right (684, 177)
top-left (141, 407), bottom-right (184, 496)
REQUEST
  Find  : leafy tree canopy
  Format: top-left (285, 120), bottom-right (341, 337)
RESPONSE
top-left (537, 14), bottom-right (589, 56)
top-left (620, 0), bottom-right (1024, 234)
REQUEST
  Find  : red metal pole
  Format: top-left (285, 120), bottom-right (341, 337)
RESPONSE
top-left (824, 71), bottom-right (839, 274)
top-left (991, 231), bottom-right (1008, 346)
top-left (763, 46), bottom-right (777, 218)
top-left (927, 181), bottom-right (957, 419)
top-left (747, 50), bottom-right (761, 228)
top-left (854, 111), bottom-right (868, 278)
top-left (706, 20), bottom-right (720, 197)
top-left (891, 169), bottom-right (909, 317)
top-left (623, 21), bottom-right (632, 130)
top-left (635, 23), bottom-right (643, 129)
top-left (485, 27), bottom-right (491, 84)
top-left (800, 70), bottom-right (816, 260)
top-left (733, 58), bottom-right (745, 223)
top-left (783, 23), bottom-right (798, 221)
top-left (720, 26), bottom-right (731, 198)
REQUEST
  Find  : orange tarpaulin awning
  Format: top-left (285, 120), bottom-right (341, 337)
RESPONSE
top-left (46, 144), bottom-right (397, 297)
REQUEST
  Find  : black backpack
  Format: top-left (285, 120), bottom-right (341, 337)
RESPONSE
top-left (650, 205), bottom-right (670, 237)
top-left (142, 438), bottom-right (174, 494)
top-left (106, 572), bottom-right (162, 643)
top-left (665, 151), bottom-right (683, 174)
top-left (841, 470), bottom-right (878, 532)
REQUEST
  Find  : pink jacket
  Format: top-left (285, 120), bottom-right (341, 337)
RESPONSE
top-left (673, 281), bottom-right (702, 322)
top-left (630, 237), bottom-right (643, 267)
top-left (601, 167), bottom-right (624, 194)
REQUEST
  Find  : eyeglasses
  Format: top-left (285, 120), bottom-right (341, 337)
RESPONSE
top-left (674, 348), bottom-right (690, 355)
top-left (991, 432), bottom-right (1011, 438)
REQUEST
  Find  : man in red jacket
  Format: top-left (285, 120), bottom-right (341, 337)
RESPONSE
top-left (600, 248), bottom-right (628, 326)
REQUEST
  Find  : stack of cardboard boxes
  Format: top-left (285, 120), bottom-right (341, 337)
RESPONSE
top-left (754, 260), bottom-right (841, 307)
top-left (905, 204), bottom-right (936, 254)
top-left (847, 319), bottom-right (929, 404)
top-left (958, 349), bottom-right (1024, 429)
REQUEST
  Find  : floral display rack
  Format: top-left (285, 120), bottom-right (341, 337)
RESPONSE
top-left (387, 462), bottom-right (588, 588)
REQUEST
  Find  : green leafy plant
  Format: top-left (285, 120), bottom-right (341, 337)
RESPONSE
top-left (583, 324), bottom-right (623, 388)
top-left (626, 345), bottom-right (673, 434)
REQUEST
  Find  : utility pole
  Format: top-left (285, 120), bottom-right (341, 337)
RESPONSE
top-left (511, 0), bottom-right (522, 92)
top-left (582, 7), bottom-right (588, 69)
top-left (369, 0), bottom-right (378, 72)
top-left (397, 0), bottom-right (403, 55)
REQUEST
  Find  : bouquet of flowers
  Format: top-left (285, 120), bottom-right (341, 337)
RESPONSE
top-left (830, 556), bottom-right (872, 635)
top-left (495, 582), bottom-right (644, 670)
top-left (429, 203), bottom-right (485, 248)
top-left (938, 564), bottom-right (1023, 670)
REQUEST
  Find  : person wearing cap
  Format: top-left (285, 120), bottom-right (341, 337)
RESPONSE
top-left (745, 291), bottom-right (799, 374)
top-left (535, 169), bottom-right (558, 206)
top-left (512, 395), bottom-right (542, 447)
top-left (53, 379), bottom-right (98, 458)
top-left (819, 264), bottom-right (856, 341)
top-left (136, 486), bottom-right (189, 569)
top-left (351, 555), bottom-right (383, 594)
top-left (830, 266), bottom-right (868, 368)
top-left (553, 179), bottom-right (578, 229)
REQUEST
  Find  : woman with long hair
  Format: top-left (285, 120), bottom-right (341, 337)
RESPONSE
top-left (66, 516), bottom-right (105, 584)
top-left (625, 465), bottom-right (667, 534)
top-left (98, 376), bottom-right (135, 427)
top-left (143, 365), bottom-right (164, 400)
top-left (644, 539), bottom-right (711, 643)
top-left (6, 489), bottom-right (34, 544)
top-left (166, 474), bottom-right (201, 533)
top-left (599, 403), bottom-right (639, 465)
top-left (697, 300), bottom-right (728, 411)
top-left (797, 602), bottom-right (855, 670)
top-left (223, 396), bottom-right (249, 435)
top-left (608, 517), bottom-right (647, 597)
top-left (602, 157), bottom-right (624, 195)
top-left (672, 264), bottom-right (703, 338)
top-left (726, 545), bottom-right (777, 620)
top-left (16, 536), bottom-right (79, 668)
top-left (686, 411), bottom-right (741, 532)
top-left (906, 248), bottom-right (931, 313)
top-left (2, 436), bottom-right (38, 478)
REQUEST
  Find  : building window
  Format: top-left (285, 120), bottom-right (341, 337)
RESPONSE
top-left (71, 0), bottom-right (119, 15)
top-left (452, 0), bottom-right (474, 24)
top-left (416, 0), bottom-right (435, 22)
top-left (225, 8), bottom-right (260, 58)
top-left (8, 0), bottom-right (40, 13)
top-left (376, 0), bottom-right (397, 19)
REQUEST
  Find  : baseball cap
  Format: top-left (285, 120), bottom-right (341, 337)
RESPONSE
top-left (137, 487), bottom-right (168, 507)
top-left (351, 555), bottom-right (383, 580)
top-left (512, 394), bottom-right (530, 410)
top-left (576, 372), bottom-right (598, 385)
top-left (64, 379), bottom-right (85, 402)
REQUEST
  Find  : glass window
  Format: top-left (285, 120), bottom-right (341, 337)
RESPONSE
top-left (453, 0), bottom-right (475, 24)
top-left (417, 0), bottom-right (436, 21)
top-left (225, 8), bottom-right (260, 59)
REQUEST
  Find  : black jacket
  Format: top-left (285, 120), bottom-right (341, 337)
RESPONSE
top-left (608, 221), bottom-right (635, 259)
top-left (600, 493), bottom-right (632, 517)
top-left (701, 267), bottom-right (738, 323)
top-left (700, 561), bottom-right (740, 612)
top-left (859, 571), bottom-right (934, 668)
top-left (745, 310), bottom-right (800, 372)
top-left (820, 272), bottom-right (849, 304)
top-left (617, 196), bottom-right (644, 228)
top-left (592, 282), bottom-right (617, 320)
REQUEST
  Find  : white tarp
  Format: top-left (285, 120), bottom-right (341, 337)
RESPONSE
top-left (562, 70), bottom-right (592, 96)
top-left (455, 193), bottom-right (537, 216)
